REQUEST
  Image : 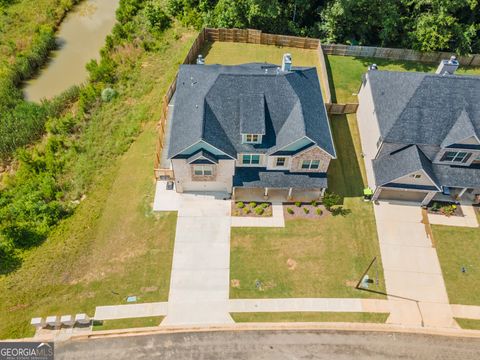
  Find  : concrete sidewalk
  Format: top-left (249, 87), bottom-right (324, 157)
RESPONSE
top-left (428, 204), bottom-right (479, 228)
top-left (94, 302), bottom-right (168, 321)
top-left (229, 298), bottom-right (390, 314)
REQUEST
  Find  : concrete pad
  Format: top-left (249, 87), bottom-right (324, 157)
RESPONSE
top-left (386, 300), bottom-right (423, 327)
top-left (174, 217), bottom-right (231, 244)
top-left (374, 202), bottom-right (423, 223)
top-left (380, 244), bottom-right (443, 274)
top-left (361, 299), bottom-right (391, 313)
top-left (162, 301), bottom-right (233, 325)
top-left (171, 242), bottom-right (230, 270)
top-left (153, 181), bottom-right (181, 211)
top-left (419, 302), bottom-right (459, 329)
top-left (168, 269), bottom-right (230, 302)
top-left (383, 270), bottom-right (449, 303)
top-left (376, 221), bottom-right (431, 247)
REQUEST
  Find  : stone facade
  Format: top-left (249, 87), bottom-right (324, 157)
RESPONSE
top-left (290, 146), bottom-right (331, 173)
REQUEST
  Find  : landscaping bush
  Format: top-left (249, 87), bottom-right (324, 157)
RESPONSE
top-left (440, 204), bottom-right (457, 217)
top-left (311, 200), bottom-right (318, 207)
top-left (431, 202), bottom-right (441, 212)
top-left (260, 203), bottom-right (269, 209)
top-left (331, 206), bottom-right (351, 217)
top-left (287, 208), bottom-right (294, 214)
top-left (323, 192), bottom-right (341, 211)
top-left (243, 207), bottom-right (251, 215)
top-left (254, 206), bottom-right (264, 215)
top-left (316, 208), bottom-right (323, 216)
top-left (236, 201), bottom-right (245, 209)
top-left (303, 207), bottom-right (309, 214)
top-left (295, 201), bottom-right (301, 207)
top-left (249, 202), bottom-right (257, 208)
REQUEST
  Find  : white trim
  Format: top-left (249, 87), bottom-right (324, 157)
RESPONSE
top-left (442, 134), bottom-right (480, 148)
top-left (381, 169), bottom-right (441, 191)
top-left (170, 139), bottom-right (235, 160)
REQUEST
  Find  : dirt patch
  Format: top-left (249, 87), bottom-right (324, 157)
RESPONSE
top-left (8, 304), bottom-right (29, 312)
top-left (231, 279), bottom-right (240, 288)
top-left (232, 201), bottom-right (273, 217)
top-left (345, 280), bottom-right (357, 288)
top-left (141, 286), bottom-right (158, 293)
top-left (286, 258), bottom-right (297, 270)
top-left (283, 203), bottom-right (329, 219)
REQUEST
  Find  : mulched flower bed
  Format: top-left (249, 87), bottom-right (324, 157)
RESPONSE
top-left (232, 201), bottom-right (273, 217)
top-left (427, 201), bottom-right (464, 217)
top-left (283, 202), bottom-right (329, 219)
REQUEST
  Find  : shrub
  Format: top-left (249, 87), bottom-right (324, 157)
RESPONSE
top-left (316, 208), bottom-right (323, 216)
top-left (295, 201), bottom-right (302, 207)
top-left (249, 202), bottom-right (257, 208)
top-left (101, 87), bottom-right (118, 102)
top-left (236, 201), bottom-right (245, 208)
top-left (243, 207), bottom-right (250, 214)
top-left (145, 1), bottom-right (171, 31)
top-left (440, 204), bottom-right (456, 217)
top-left (323, 192), bottom-right (341, 210)
top-left (431, 202), bottom-right (441, 212)
top-left (331, 206), bottom-right (351, 217)
top-left (261, 203), bottom-right (269, 208)
top-left (287, 208), bottom-right (294, 214)
top-left (303, 207), bottom-right (309, 214)
top-left (255, 207), bottom-right (264, 215)
top-left (311, 200), bottom-right (318, 207)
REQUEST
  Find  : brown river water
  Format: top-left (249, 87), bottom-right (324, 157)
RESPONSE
top-left (23, 0), bottom-right (120, 102)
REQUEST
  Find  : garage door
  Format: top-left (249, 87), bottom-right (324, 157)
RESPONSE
top-left (377, 188), bottom-right (427, 203)
top-left (182, 181), bottom-right (228, 193)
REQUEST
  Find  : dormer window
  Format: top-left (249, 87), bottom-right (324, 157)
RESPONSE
top-left (243, 134), bottom-right (262, 144)
top-left (440, 151), bottom-right (471, 163)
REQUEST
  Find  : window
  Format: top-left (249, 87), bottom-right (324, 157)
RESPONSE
top-left (409, 174), bottom-right (422, 179)
top-left (242, 154), bottom-right (260, 165)
top-left (193, 165), bottom-right (213, 176)
top-left (243, 134), bottom-right (261, 144)
top-left (301, 160), bottom-right (320, 170)
top-left (440, 151), bottom-right (471, 163)
top-left (275, 157), bottom-right (286, 167)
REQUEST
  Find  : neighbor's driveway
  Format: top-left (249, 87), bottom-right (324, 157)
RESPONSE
top-left (374, 201), bottom-right (457, 328)
top-left (162, 192), bottom-right (234, 325)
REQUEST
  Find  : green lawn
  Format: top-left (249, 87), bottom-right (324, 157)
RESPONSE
top-left (206, 42), bottom-right (386, 300)
top-left (325, 55), bottom-right (480, 103)
top-left (455, 318), bottom-right (480, 330)
top-left (0, 27), bottom-right (197, 340)
top-left (231, 312), bottom-right (388, 323)
top-left (433, 220), bottom-right (480, 306)
top-left (93, 316), bottom-right (163, 331)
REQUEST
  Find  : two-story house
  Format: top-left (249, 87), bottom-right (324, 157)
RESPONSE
top-left (166, 55), bottom-right (336, 200)
top-left (357, 58), bottom-right (480, 205)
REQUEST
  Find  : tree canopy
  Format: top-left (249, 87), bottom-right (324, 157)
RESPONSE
top-left (166, 0), bottom-right (480, 55)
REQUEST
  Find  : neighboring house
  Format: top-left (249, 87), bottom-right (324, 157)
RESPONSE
top-left (166, 55), bottom-right (336, 199)
top-left (357, 58), bottom-right (480, 205)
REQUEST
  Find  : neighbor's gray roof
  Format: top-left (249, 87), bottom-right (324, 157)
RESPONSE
top-left (167, 63), bottom-right (335, 158)
top-left (367, 70), bottom-right (480, 146)
top-left (373, 145), bottom-right (439, 188)
top-left (233, 167), bottom-right (328, 189)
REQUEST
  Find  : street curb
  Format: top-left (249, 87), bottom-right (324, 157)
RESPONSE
top-left (68, 321), bottom-right (480, 341)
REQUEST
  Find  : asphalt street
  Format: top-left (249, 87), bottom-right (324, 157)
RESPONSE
top-left (56, 330), bottom-right (480, 359)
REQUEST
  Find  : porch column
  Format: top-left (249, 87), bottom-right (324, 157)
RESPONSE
top-left (232, 187), bottom-right (236, 200)
top-left (458, 187), bottom-right (468, 198)
top-left (264, 187), bottom-right (269, 200)
top-left (372, 187), bottom-right (381, 201)
top-left (287, 187), bottom-right (293, 200)
top-left (421, 191), bottom-right (437, 206)
top-left (320, 188), bottom-right (326, 198)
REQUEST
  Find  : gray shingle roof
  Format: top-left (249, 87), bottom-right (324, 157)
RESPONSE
top-left (368, 70), bottom-right (480, 145)
top-left (432, 164), bottom-right (480, 188)
top-left (441, 109), bottom-right (477, 148)
top-left (187, 149), bottom-right (218, 164)
top-left (168, 63), bottom-right (335, 159)
top-left (240, 93), bottom-right (265, 135)
top-left (373, 145), bottom-right (439, 188)
top-left (233, 167), bottom-right (328, 189)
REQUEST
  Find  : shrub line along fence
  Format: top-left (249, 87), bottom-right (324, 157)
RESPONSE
top-left (154, 28), bottom-right (479, 177)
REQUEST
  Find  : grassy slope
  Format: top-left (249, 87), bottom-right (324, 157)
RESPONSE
top-left (455, 318), bottom-right (480, 330)
top-left (231, 312), bottom-right (388, 323)
top-left (92, 316), bottom-right (164, 331)
top-left (433, 211), bottom-right (480, 305)
top-left (208, 42), bottom-right (385, 300)
top-left (0, 27), bottom-right (196, 340)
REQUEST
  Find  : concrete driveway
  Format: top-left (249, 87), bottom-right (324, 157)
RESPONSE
top-left (374, 201), bottom-right (457, 328)
top-left (162, 192), bottom-right (234, 325)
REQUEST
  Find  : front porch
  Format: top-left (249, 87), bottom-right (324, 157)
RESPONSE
top-left (433, 187), bottom-right (480, 205)
top-left (232, 187), bottom-right (324, 203)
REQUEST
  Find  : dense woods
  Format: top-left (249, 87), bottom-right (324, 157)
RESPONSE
top-left (167, 0), bottom-right (480, 55)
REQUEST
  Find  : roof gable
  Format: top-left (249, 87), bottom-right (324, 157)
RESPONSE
top-left (441, 109), bottom-right (479, 148)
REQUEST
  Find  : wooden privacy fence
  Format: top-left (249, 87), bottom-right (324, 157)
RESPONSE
top-left (325, 103), bottom-right (359, 115)
top-left (322, 43), bottom-right (480, 67)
